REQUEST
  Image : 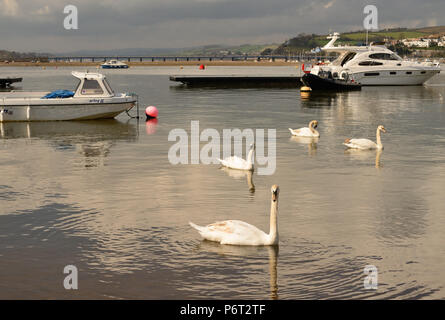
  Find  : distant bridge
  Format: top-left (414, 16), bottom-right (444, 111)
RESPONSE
top-left (49, 55), bottom-right (335, 63)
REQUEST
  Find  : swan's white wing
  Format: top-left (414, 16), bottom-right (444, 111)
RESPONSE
top-left (194, 220), bottom-right (269, 246)
top-left (289, 127), bottom-right (318, 137)
top-left (344, 138), bottom-right (377, 150)
top-left (219, 156), bottom-right (250, 170)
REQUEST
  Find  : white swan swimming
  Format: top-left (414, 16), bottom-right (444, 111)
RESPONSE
top-left (189, 185), bottom-right (280, 246)
top-left (218, 143), bottom-right (255, 171)
top-left (289, 120), bottom-right (320, 137)
top-left (343, 125), bottom-right (387, 150)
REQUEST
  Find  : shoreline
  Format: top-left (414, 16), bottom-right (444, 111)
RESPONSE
top-left (0, 61), bottom-right (301, 67)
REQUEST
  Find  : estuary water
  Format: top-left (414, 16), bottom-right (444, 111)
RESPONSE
top-left (1, 66), bottom-right (445, 299)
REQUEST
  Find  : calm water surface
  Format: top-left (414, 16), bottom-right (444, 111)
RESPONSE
top-left (1, 66), bottom-right (445, 299)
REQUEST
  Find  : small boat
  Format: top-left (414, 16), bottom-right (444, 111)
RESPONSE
top-left (0, 77), bottom-right (22, 88)
top-left (0, 71), bottom-right (137, 122)
top-left (101, 59), bottom-right (129, 69)
top-left (301, 73), bottom-right (362, 91)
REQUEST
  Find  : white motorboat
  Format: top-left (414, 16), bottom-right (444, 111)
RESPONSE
top-left (0, 71), bottom-right (137, 122)
top-left (101, 59), bottom-right (129, 69)
top-left (309, 32), bottom-right (441, 86)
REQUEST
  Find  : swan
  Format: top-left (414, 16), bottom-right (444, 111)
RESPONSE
top-left (343, 125), bottom-right (387, 150)
top-left (189, 185), bottom-right (280, 246)
top-left (218, 143), bottom-right (254, 171)
top-left (289, 120), bottom-right (320, 137)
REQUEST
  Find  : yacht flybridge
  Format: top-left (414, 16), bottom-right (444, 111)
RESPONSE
top-left (0, 71), bottom-right (136, 122)
top-left (308, 32), bottom-right (441, 86)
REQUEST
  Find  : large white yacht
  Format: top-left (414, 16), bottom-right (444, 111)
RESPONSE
top-left (309, 32), bottom-right (441, 86)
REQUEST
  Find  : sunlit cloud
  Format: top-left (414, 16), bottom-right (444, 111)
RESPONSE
top-left (2, 0), bottom-right (19, 17)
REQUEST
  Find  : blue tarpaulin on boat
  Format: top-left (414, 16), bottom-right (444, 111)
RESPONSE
top-left (41, 90), bottom-right (75, 99)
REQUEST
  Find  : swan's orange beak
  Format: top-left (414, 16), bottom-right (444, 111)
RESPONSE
top-left (271, 185), bottom-right (279, 202)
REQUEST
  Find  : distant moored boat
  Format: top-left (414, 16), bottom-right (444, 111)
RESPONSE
top-left (101, 59), bottom-right (129, 69)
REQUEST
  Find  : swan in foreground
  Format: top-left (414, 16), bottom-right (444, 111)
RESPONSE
top-left (189, 185), bottom-right (280, 246)
top-left (343, 125), bottom-right (387, 150)
top-left (218, 143), bottom-right (254, 171)
top-left (289, 120), bottom-right (320, 137)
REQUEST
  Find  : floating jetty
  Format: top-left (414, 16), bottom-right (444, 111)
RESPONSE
top-left (169, 75), bottom-right (302, 87)
top-left (0, 77), bottom-right (22, 88)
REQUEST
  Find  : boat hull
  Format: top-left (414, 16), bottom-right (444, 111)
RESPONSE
top-left (301, 73), bottom-right (361, 90)
top-left (0, 77), bottom-right (22, 88)
top-left (101, 65), bottom-right (129, 69)
top-left (0, 102), bottom-right (135, 122)
top-left (352, 70), bottom-right (440, 86)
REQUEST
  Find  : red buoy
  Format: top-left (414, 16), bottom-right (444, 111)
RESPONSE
top-left (199, 64), bottom-right (205, 70)
top-left (145, 106), bottom-right (158, 119)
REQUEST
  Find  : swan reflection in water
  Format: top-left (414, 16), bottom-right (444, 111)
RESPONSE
top-left (219, 166), bottom-right (255, 193)
top-left (197, 241), bottom-right (279, 299)
top-left (290, 136), bottom-right (319, 156)
top-left (344, 148), bottom-right (383, 168)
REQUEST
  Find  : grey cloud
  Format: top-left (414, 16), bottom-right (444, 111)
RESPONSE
top-left (0, 0), bottom-right (443, 52)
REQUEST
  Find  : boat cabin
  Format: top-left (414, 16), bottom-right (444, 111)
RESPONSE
top-left (72, 71), bottom-right (115, 98)
top-left (330, 50), bottom-right (403, 68)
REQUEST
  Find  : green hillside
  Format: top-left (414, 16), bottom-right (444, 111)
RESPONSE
top-left (272, 27), bottom-right (445, 55)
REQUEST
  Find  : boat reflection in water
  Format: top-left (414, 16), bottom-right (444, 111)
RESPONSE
top-left (0, 119), bottom-right (138, 168)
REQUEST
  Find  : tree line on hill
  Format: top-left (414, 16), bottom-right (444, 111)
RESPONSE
top-left (263, 28), bottom-right (445, 57)
top-left (0, 50), bottom-right (49, 62)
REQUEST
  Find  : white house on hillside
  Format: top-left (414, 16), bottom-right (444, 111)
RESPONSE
top-left (402, 38), bottom-right (432, 48)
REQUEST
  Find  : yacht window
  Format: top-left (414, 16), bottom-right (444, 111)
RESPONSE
top-left (421, 71), bottom-right (426, 74)
top-left (81, 79), bottom-right (104, 95)
top-left (406, 71), bottom-right (412, 75)
top-left (358, 61), bottom-right (383, 66)
top-left (390, 72), bottom-right (397, 75)
top-left (369, 53), bottom-right (400, 60)
top-left (341, 52), bottom-right (356, 66)
top-left (364, 72), bottom-right (380, 76)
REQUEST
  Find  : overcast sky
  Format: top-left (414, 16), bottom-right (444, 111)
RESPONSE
top-left (0, 0), bottom-right (444, 53)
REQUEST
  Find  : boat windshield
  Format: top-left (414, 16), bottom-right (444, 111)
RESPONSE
top-left (80, 79), bottom-right (104, 95)
top-left (331, 52), bottom-right (357, 66)
top-left (103, 79), bottom-right (114, 95)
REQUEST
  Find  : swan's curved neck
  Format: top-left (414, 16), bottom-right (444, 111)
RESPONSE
top-left (247, 147), bottom-right (255, 165)
top-left (269, 199), bottom-right (278, 244)
top-left (309, 122), bottom-right (318, 135)
top-left (376, 128), bottom-right (383, 148)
